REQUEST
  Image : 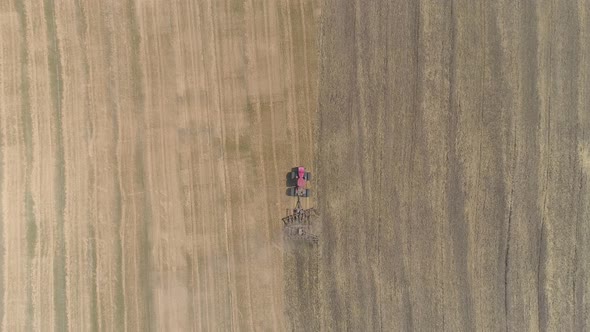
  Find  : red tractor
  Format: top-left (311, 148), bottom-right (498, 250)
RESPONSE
top-left (288, 166), bottom-right (311, 197)
top-left (283, 166), bottom-right (317, 244)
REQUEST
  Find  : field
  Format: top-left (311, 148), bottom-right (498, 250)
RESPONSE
top-left (315, 0), bottom-right (590, 330)
top-left (0, 0), bottom-right (318, 330)
top-left (0, 0), bottom-right (588, 331)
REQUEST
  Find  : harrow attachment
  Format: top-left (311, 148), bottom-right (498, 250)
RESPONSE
top-left (282, 198), bottom-right (318, 244)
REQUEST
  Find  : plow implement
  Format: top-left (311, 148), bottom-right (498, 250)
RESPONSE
top-left (282, 198), bottom-right (315, 226)
top-left (284, 226), bottom-right (318, 244)
top-left (282, 197), bottom-right (318, 244)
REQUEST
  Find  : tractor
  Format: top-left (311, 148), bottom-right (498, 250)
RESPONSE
top-left (287, 166), bottom-right (311, 197)
top-left (283, 166), bottom-right (317, 244)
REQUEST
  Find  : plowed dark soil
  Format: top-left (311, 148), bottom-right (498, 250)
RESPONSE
top-left (313, 0), bottom-right (590, 330)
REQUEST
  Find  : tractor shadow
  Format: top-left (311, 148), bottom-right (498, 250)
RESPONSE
top-left (285, 168), bottom-right (298, 196)
top-left (285, 167), bottom-right (298, 186)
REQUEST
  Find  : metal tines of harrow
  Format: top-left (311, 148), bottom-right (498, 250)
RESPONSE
top-left (283, 225), bottom-right (319, 244)
top-left (281, 208), bottom-right (316, 226)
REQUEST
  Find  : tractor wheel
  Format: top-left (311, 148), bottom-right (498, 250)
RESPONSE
top-left (291, 171), bottom-right (297, 179)
top-left (305, 189), bottom-right (311, 197)
top-left (305, 172), bottom-right (311, 181)
top-left (288, 187), bottom-right (296, 196)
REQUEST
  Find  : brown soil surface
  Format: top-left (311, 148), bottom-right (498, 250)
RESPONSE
top-left (315, 0), bottom-right (590, 330)
top-left (0, 0), bottom-right (318, 330)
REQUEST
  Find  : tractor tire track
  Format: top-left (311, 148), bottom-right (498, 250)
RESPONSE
top-left (42, 0), bottom-right (68, 330)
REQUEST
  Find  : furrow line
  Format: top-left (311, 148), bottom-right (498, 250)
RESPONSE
top-left (298, 0), bottom-right (314, 159)
top-left (183, 0), bottom-right (204, 329)
top-left (195, 1), bottom-right (215, 328)
top-left (244, 0), bottom-right (269, 327)
top-left (43, 0), bottom-right (69, 330)
top-left (260, 0), bottom-right (281, 328)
